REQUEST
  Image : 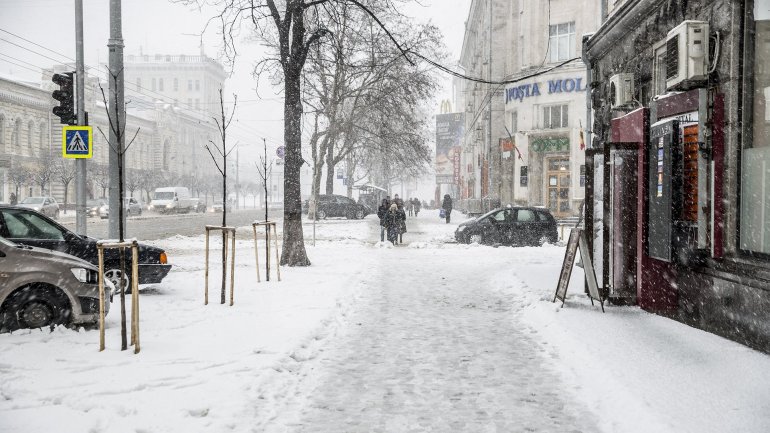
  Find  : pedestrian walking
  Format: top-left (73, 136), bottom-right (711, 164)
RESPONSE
top-left (377, 198), bottom-right (389, 242)
top-left (407, 199), bottom-right (414, 217)
top-left (442, 194), bottom-right (453, 224)
top-left (385, 203), bottom-right (403, 245)
top-left (413, 198), bottom-right (421, 217)
top-left (9, 192), bottom-right (16, 205)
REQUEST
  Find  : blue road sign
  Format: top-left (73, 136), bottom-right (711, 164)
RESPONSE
top-left (62, 126), bottom-right (93, 159)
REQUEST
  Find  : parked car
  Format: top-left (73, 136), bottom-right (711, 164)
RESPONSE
top-left (98, 197), bottom-right (143, 219)
top-left (87, 198), bottom-right (108, 218)
top-left (302, 194), bottom-right (369, 219)
top-left (17, 196), bottom-right (60, 219)
top-left (0, 205), bottom-right (172, 290)
top-left (0, 235), bottom-right (113, 331)
top-left (149, 187), bottom-right (193, 213)
top-left (211, 200), bottom-right (232, 213)
top-left (454, 206), bottom-right (558, 246)
top-left (191, 198), bottom-right (207, 213)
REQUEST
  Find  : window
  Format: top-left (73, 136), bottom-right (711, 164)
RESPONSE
top-left (0, 114), bottom-right (5, 152)
top-left (516, 209), bottom-right (537, 222)
top-left (152, 78), bottom-right (156, 91)
top-left (549, 22), bottom-right (576, 62)
top-left (195, 80), bottom-right (200, 91)
top-left (27, 121), bottom-right (33, 153)
top-left (580, 165), bottom-right (586, 187)
top-left (520, 166), bottom-right (528, 187)
top-left (493, 209), bottom-right (512, 222)
top-left (136, 78), bottom-right (142, 89)
top-left (39, 122), bottom-right (45, 154)
top-left (159, 78), bottom-right (164, 91)
top-left (743, 1), bottom-right (770, 254)
top-left (188, 80), bottom-right (192, 91)
top-left (511, 111), bottom-right (518, 134)
top-left (195, 99), bottom-right (200, 109)
top-left (543, 105), bottom-right (569, 129)
top-left (1, 210), bottom-right (64, 240)
top-left (174, 78), bottom-right (179, 91)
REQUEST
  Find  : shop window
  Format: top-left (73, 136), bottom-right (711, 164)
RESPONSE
top-left (549, 22), bottom-right (576, 62)
top-left (744, 1), bottom-right (770, 255)
top-left (543, 105), bottom-right (569, 129)
top-left (520, 166), bottom-right (528, 187)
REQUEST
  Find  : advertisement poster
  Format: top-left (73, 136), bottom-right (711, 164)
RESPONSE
top-left (436, 113), bottom-right (464, 184)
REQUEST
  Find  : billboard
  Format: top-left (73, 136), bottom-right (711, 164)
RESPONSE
top-left (436, 113), bottom-right (464, 184)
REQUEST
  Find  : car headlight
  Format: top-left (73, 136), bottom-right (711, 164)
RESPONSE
top-left (33, 206), bottom-right (41, 211)
top-left (457, 226), bottom-right (466, 232)
top-left (148, 205), bottom-right (154, 210)
top-left (71, 268), bottom-right (99, 283)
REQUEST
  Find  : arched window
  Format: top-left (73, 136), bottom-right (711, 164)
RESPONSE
top-left (39, 122), bottom-right (45, 155)
top-left (11, 119), bottom-right (21, 154)
top-left (27, 121), bottom-right (34, 156)
top-left (0, 114), bottom-right (6, 153)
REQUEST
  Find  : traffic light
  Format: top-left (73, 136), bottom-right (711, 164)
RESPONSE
top-left (52, 72), bottom-right (76, 125)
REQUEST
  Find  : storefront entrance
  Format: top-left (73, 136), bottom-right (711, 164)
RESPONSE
top-left (546, 158), bottom-right (570, 218)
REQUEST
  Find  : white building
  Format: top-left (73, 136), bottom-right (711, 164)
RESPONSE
top-left (455, 0), bottom-right (601, 218)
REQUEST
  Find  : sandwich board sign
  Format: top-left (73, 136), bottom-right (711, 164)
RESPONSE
top-left (553, 228), bottom-right (604, 312)
top-left (62, 126), bottom-right (93, 159)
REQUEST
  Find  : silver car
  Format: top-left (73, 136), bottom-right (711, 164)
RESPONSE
top-left (99, 197), bottom-right (143, 219)
top-left (0, 236), bottom-right (112, 331)
top-left (17, 196), bottom-right (60, 219)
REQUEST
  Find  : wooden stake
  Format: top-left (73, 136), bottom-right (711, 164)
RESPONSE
top-left (204, 228), bottom-right (210, 305)
top-left (273, 223), bottom-right (281, 282)
top-left (253, 224), bottom-right (261, 283)
top-left (229, 230), bottom-right (236, 306)
top-left (131, 243), bottom-right (141, 354)
top-left (98, 247), bottom-right (105, 352)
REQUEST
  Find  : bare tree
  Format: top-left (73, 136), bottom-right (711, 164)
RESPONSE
top-left (7, 158), bottom-right (29, 201)
top-left (30, 154), bottom-right (56, 197)
top-left (54, 159), bottom-right (77, 208)
top-left (204, 88), bottom-right (238, 305)
top-left (179, 0), bottom-right (419, 266)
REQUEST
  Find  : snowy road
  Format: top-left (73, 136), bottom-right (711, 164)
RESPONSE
top-left (258, 218), bottom-right (596, 432)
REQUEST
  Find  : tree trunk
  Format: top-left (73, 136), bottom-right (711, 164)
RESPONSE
top-left (324, 145), bottom-right (334, 195)
top-left (281, 70), bottom-right (310, 266)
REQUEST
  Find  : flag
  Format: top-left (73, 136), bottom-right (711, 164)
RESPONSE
top-left (579, 120), bottom-right (586, 150)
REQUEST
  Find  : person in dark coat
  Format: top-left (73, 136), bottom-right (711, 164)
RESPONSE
top-left (413, 198), bottom-right (421, 217)
top-left (377, 198), bottom-right (389, 242)
top-left (396, 201), bottom-right (407, 244)
top-left (385, 203), bottom-right (403, 245)
top-left (442, 194), bottom-right (453, 224)
top-left (9, 192), bottom-right (17, 205)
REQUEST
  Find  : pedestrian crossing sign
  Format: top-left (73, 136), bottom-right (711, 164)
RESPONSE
top-left (62, 126), bottom-right (93, 159)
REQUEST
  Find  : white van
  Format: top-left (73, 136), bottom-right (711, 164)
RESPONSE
top-left (149, 187), bottom-right (193, 213)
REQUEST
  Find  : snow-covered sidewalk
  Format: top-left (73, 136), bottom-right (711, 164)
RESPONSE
top-left (1, 211), bottom-right (769, 433)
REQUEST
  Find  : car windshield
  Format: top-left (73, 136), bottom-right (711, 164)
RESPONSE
top-left (154, 192), bottom-right (175, 200)
top-left (21, 197), bottom-right (44, 204)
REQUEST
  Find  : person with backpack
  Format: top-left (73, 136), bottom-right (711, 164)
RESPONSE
top-left (441, 194), bottom-right (453, 224)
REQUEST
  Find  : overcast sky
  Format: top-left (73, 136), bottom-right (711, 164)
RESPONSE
top-left (0, 0), bottom-right (470, 162)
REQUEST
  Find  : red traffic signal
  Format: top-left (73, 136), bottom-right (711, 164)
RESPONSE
top-left (52, 72), bottom-right (76, 125)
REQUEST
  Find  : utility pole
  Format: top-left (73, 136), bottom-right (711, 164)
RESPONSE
top-left (75, 0), bottom-right (87, 235)
top-left (487, 0), bottom-right (493, 202)
top-left (235, 147), bottom-right (240, 210)
top-left (107, 0), bottom-right (124, 239)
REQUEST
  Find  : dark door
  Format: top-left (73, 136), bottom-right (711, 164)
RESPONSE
top-left (489, 209), bottom-right (514, 244)
top-left (609, 149), bottom-right (638, 300)
top-left (512, 208), bottom-right (539, 245)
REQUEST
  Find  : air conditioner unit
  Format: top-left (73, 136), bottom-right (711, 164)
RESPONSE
top-left (665, 20), bottom-right (709, 90)
top-left (609, 73), bottom-right (635, 108)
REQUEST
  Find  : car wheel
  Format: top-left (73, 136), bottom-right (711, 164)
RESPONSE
top-left (105, 268), bottom-right (132, 294)
top-left (537, 235), bottom-right (551, 246)
top-left (355, 209), bottom-right (365, 219)
top-left (317, 209), bottom-right (327, 220)
top-left (2, 286), bottom-right (70, 330)
top-left (469, 233), bottom-right (483, 244)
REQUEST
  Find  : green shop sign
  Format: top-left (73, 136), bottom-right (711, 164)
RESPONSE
top-left (530, 137), bottom-right (570, 153)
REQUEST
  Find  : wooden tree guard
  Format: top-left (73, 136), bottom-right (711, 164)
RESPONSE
top-left (97, 240), bottom-right (141, 354)
top-left (252, 221), bottom-right (281, 282)
top-left (204, 225), bottom-right (237, 306)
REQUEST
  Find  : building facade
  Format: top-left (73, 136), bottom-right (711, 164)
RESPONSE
top-left (584, 0), bottom-right (770, 351)
top-left (454, 0), bottom-right (601, 218)
top-left (0, 54), bottom-right (225, 206)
